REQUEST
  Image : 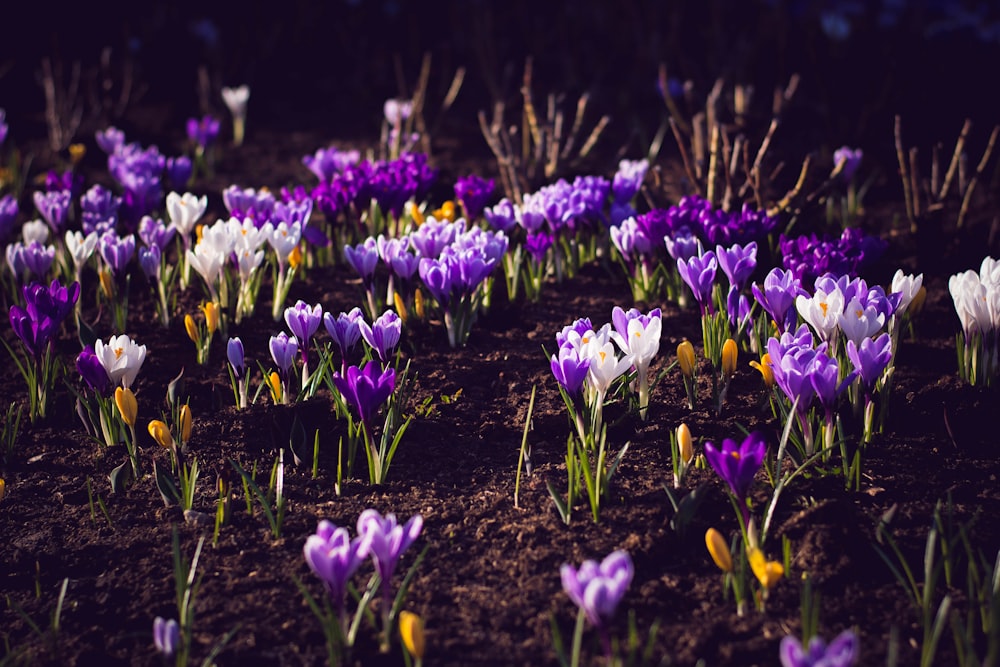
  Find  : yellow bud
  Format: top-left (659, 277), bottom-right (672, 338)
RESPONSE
top-left (414, 287), bottom-right (425, 320)
top-left (99, 269), bottom-right (114, 299)
top-left (721, 338), bottom-right (738, 377)
top-left (179, 404), bottom-right (192, 443)
top-left (0, 478), bottom-right (6, 502)
top-left (69, 143), bottom-right (86, 165)
top-left (115, 387), bottom-right (137, 427)
top-left (201, 301), bottom-right (220, 335)
top-left (393, 292), bottom-right (408, 325)
top-left (289, 244), bottom-right (303, 269)
top-left (408, 201), bottom-right (425, 227)
top-left (748, 547), bottom-right (784, 589)
top-left (434, 200), bottom-right (456, 222)
top-left (705, 528), bottom-right (733, 573)
top-left (677, 340), bottom-right (696, 378)
top-left (184, 314), bottom-right (199, 343)
top-left (267, 372), bottom-right (282, 403)
top-left (909, 286), bottom-right (927, 316)
top-left (147, 420), bottom-right (174, 448)
top-left (399, 611), bottom-right (425, 660)
top-left (677, 423), bottom-right (693, 463)
top-left (749, 353), bottom-right (774, 388)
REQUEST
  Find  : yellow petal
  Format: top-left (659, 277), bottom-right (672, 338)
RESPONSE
top-left (268, 372), bottom-right (282, 403)
top-left (408, 201), bottom-right (425, 227)
top-left (69, 143), bottom-right (86, 165)
top-left (399, 611), bottom-right (425, 659)
top-left (748, 547), bottom-right (784, 589)
top-left (393, 293), bottom-right (408, 325)
top-left (705, 528), bottom-right (732, 573)
top-left (677, 341), bottom-right (696, 378)
top-left (677, 424), bottom-right (693, 463)
top-left (414, 288), bottom-right (425, 320)
top-left (201, 302), bottom-right (220, 335)
top-left (99, 269), bottom-right (114, 299)
top-left (184, 314), bottom-right (199, 343)
top-left (0, 478), bottom-right (6, 502)
top-left (722, 338), bottom-right (738, 377)
top-left (288, 245), bottom-right (303, 270)
top-left (147, 420), bottom-right (174, 448)
top-left (114, 387), bottom-right (137, 427)
top-left (179, 405), bottom-right (192, 443)
top-left (749, 353), bottom-right (774, 388)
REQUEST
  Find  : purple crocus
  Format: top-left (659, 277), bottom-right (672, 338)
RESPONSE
top-left (227, 337), bottom-right (245, 379)
top-left (484, 199), bottom-right (517, 233)
top-left (358, 310), bottom-right (402, 365)
top-left (780, 629), bottom-right (859, 667)
top-left (417, 256), bottom-right (454, 306)
top-left (98, 232), bottom-right (135, 277)
top-left (138, 216), bottom-right (176, 251)
top-left (152, 617), bottom-right (180, 657)
top-left (0, 193), bottom-right (19, 241)
top-left (612, 159), bottom-right (648, 203)
top-left (809, 350), bottom-right (856, 416)
top-left (561, 550), bottom-right (633, 658)
top-left (356, 509), bottom-right (423, 589)
top-left (9, 280), bottom-right (80, 360)
top-left (323, 308), bottom-right (364, 370)
top-left (676, 250), bottom-right (718, 314)
top-left (269, 332), bottom-right (299, 380)
top-left (766, 326), bottom-right (820, 414)
top-left (187, 115), bottom-right (220, 149)
top-left (717, 242), bottom-right (757, 291)
top-left (752, 267), bottom-right (807, 334)
top-left (76, 345), bottom-right (110, 393)
top-left (847, 333), bottom-right (893, 398)
top-left (332, 361), bottom-right (396, 429)
top-left (833, 147), bottom-right (863, 182)
top-left (95, 127), bottom-right (125, 154)
top-left (6, 241), bottom-right (56, 280)
top-left (138, 245), bottom-right (161, 281)
top-left (33, 189), bottom-right (72, 234)
top-left (550, 346), bottom-right (591, 398)
top-left (303, 520), bottom-right (373, 609)
top-left (284, 300), bottom-right (323, 363)
top-left (343, 237), bottom-right (380, 285)
top-left (80, 185), bottom-right (121, 235)
top-left (454, 174), bottom-right (495, 220)
top-left (704, 432), bottom-right (767, 523)
top-left (165, 156), bottom-right (193, 190)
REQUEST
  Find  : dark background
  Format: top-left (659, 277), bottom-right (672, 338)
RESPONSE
top-left (3, 0), bottom-right (1000, 167)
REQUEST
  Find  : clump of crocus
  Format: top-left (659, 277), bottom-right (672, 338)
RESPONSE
top-left (185, 302), bottom-right (220, 365)
top-left (221, 85), bottom-right (250, 147)
top-left (7, 279), bottom-right (80, 422)
top-left (704, 431), bottom-right (766, 528)
top-left (780, 628), bottom-right (859, 667)
top-left (303, 519), bottom-right (374, 641)
top-left (332, 361), bottom-right (399, 484)
top-left (609, 306), bottom-right (662, 419)
top-left (560, 550), bottom-right (634, 662)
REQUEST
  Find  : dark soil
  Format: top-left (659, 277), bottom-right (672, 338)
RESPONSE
top-left (4, 4), bottom-right (1000, 666)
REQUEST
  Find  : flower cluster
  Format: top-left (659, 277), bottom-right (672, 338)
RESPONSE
top-left (779, 228), bottom-right (887, 285)
top-left (951, 256), bottom-right (1000, 386)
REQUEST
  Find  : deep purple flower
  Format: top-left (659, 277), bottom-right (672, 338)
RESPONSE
top-left (77, 345), bottom-right (110, 393)
top-left (33, 190), bottom-right (72, 234)
top-left (358, 310), bottom-right (402, 364)
top-left (525, 231), bottom-right (554, 264)
top-left (303, 520), bottom-right (373, 607)
top-left (356, 509), bottom-right (423, 588)
top-left (780, 629), bottom-right (859, 667)
top-left (9, 280), bottom-right (80, 359)
top-left (560, 550), bottom-right (633, 629)
top-left (752, 268), bottom-right (807, 334)
top-left (333, 361), bottom-right (396, 428)
top-left (152, 617), bottom-right (180, 657)
top-left (187, 115), bottom-right (221, 149)
top-left (704, 431), bottom-right (767, 503)
top-left (344, 237), bottom-right (380, 284)
top-left (95, 127), bottom-right (125, 154)
top-left (716, 241), bottom-right (758, 291)
top-left (551, 346), bottom-right (591, 397)
top-left (227, 337), bottom-right (245, 379)
top-left (284, 301), bottom-right (323, 362)
top-left (484, 198), bottom-right (517, 233)
top-left (323, 308), bottom-right (365, 367)
top-left (676, 250), bottom-right (718, 313)
top-left (847, 333), bottom-right (893, 397)
top-left (833, 146), bottom-right (863, 182)
top-left (454, 174), bottom-right (495, 220)
top-left (80, 185), bottom-right (121, 235)
top-left (98, 232), bottom-right (135, 277)
top-left (138, 245), bottom-right (161, 280)
top-left (0, 194), bottom-right (19, 241)
top-left (269, 332), bottom-right (299, 379)
top-left (165, 156), bottom-right (193, 190)
top-left (302, 146), bottom-right (360, 182)
top-left (612, 159), bottom-right (648, 203)
top-left (809, 351), bottom-right (856, 415)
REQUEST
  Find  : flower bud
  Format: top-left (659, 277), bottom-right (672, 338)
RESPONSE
top-left (721, 338), bottom-right (737, 377)
top-left (201, 301), bottom-right (219, 335)
top-left (99, 269), bottom-right (114, 299)
top-left (267, 371), bottom-right (282, 403)
top-left (179, 405), bottom-right (192, 444)
top-left (147, 420), bottom-right (174, 448)
top-left (749, 353), bottom-right (774, 388)
top-left (69, 143), bottom-right (86, 165)
top-left (705, 528), bottom-right (732, 573)
top-left (399, 611), bottom-right (425, 660)
top-left (677, 424), bottom-right (693, 463)
top-left (0, 478), bottom-right (6, 501)
top-left (677, 340), bottom-right (696, 378)
top-left (115, 387), bottom-right (137, 427)
top-left (394, 292), bottom-right (408, 325)
top-left (748, 546), bottom-right (784, 589)
top-left (414, 287), bottom-right (425, 320)
top-left (408, 201), bottom-right (425, 226)
top-left (184, 314), bottom-right (199, 343)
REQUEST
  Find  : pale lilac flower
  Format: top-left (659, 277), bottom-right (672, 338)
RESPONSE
top-left (269, 332), bottom-right (299, 379)
top-left (780, 629), bottom-right (859, 667)
top-left (560, 550), bottom-right (633, 629)
top-left (358, 310), bottom-right (402, 364)
top-left (356, 509), bottom-right (422, 587)
top-left (303, 520), bottom-right (373, 607)
top-left (284, 300), bottom-right (323, 361)
top-left (837, 296), bottom-right (885, 346)
top-left (152, 617), bottom-right (180, 657)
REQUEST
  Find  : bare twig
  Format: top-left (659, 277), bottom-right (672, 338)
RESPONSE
top-left (939, 119), bottom-right (972, 200)
top-left (957, 125), bottom-right (1000, 229)
top-left (894, 116), bottom-right (915, 228)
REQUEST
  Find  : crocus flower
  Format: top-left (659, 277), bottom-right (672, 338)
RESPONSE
top-left (890, 270), bottom-right (924, 317)
top-left (9, 279), bottom-right (80, 359)
top-left (550, 346), bottom-right (591, 398)
top-left (6, 241), bottom-right (56, 280)
top-left (716, 241), bottom-right (757, 291)
top-left (560, 550), bottom-right (633, 630)
top-left (94, 334), bottom-right (146, 389)
top-left (22, 220), bottom-right (49, 244)
top-left (284, 301), bottom-right (323, 362)
top-left (797, 287), bottom-right (845, 343)
top-left (676, 250), bottom-right (718, 313)
top-left (704, 432), bottom-right (767, 510)
top-left (752, 268), bottom-right (806, 334)
top-left (187, 115), bottom-right (220, 149)
top-left (166, 192), bottom-right (208, 249)
top-left (705, 528), bottom-right (733, 572)
top-left (269, 332), bottom-right (299, 380)
top-left (152, 617), bottom-right (180, 657)
top-left (833, 146), bottom-right (863, 182)
top-left (780, 629), bottom-right (859, 667)
top-left (454, 174), bottom-right (495, 220)
top-left (358, 309), bottom-right (402, 365)
top-left (356, 509), bottom-right (423, 588)
top-left (344, 237), bottom-right (381, 284)
top-left (165, 156), bottom-right (193, 190)
top-left (847, 333), bottom-right (892, 397)
top-left (66, 230), bottom-right (99, 275)
top-left (837, 297), bottom-right (885, 346)
top-left (33, 189), bottom-right (72, 234)
top-left (77, 345), bottom-right (110, 393)
top-left (610, 307), bottom-right (662, 414)
top-left (323, 308), bottom-right (364, 368)
top-left (138, 245), bottom-right (161, 281)
top-left (227, 337), bottom-right (245, 379)
top-left (98, 232), bottom-right (135, 277)
top-left (303, 520), bottom-right (373, 607)
top-left (332, 361), bottom-right (396, 428)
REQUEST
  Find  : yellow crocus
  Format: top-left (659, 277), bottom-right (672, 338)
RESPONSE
top-left (184, 314), bottom-right (199, 343)
top-left (414, 287), bottom-right (425, 320)
top-left (99, 269), bottom-right (114, 299)
top-left (747, 547), bottom-right (784, 589)
top-left (749, 353), bottom-right (774, 388)
top-left (147, 420), bottom-right (174, 448)
top-left (69, 143), bottom-right (86, 165)
top-left (201, 302), bottom-right (220, 335)
top-left (0, 478), bottom-right (6, 501)
top-left (399, 611), bottom-right (425, 660)
top-left (677, 423), bottom-right (693, 463)
top-left (408, 201), bottom-right (425, 226)
top-left (115, 387), bottom-right (137, 427)
top-left (433, 200), bottom-right (456, 222)
top-left (393, 292), bottom-right (408, 325)
top-left (705, 528), bottom-right (732, 573)
top-left (179, 405), bottom-right (192, 444)
top-left (267, 372), bottom-right (282, 403)
top-left (677, 340), bottom-right (696, 378)
top-left (721, 338), bottom-right (738, 376)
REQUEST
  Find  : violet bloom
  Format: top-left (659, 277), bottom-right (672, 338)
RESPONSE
top-left (525, 231), bottom-right (554, 264)
top-left (165, 156), bottom-right (193, 190)
top-left (6, 241), bottom-right (56, 280)
top-left (752, 267), bottom-right (806, 334)
top-left (269, 332), bottom-right (299, 380)
top-left (676, 250), bottom-right (718, 314)
top-left (33, 190), bottom-right (72, 234)
top-left (664, 226), bottom-right (701, 263)
top-left (454, 174), bottom-right (495, 220)
top-left (704, 432), bottom-right (767, 514)
top-left (359, 310), bottom-right (402, 365)
top-left (780, 629), bottom-right (859, 667)
top-left (284, 300), bottom-right (323, 363)
top-left (138, 245), bottom-right (161, 281)
top-left (0, 193), bottom-right (19, 241)
top-left (77, 345), bottom-right (110, 393)
top-left (99, 233), bottom-right (136, 277)
top-left (560, 550), bottom-right (633, 632)
top-left (344, 237), bottom-right (380, 285)
top-left (323, 308), bottom-right (364, 369)
top-left (357, 509), bottom-right (423, 589)
top-left (303, 520), bottom-right (373, 608)
top-left (95, 127), bottom-right (125, 154)
top-left (717, 241), bottom-right (757, 291)
top-left (484, 198), bottom-right (517, 233)
top-left (152, 617), bottom-right (180, 657)
top-left (833, 147), bottom-right (863, 182)
top-left (810, 350), bottom-right (856, 416)
top-left (187, 115), bottom-right (220, 149)
top-left (9, 280), bottom-right (81, 360)
top-left (377, 236), bottom-right (419, 282)
top-left (847, 333), bottom-right (893, 398)
top-left (332, 361), bottom-right (396, 429)
top-left (80, 185), bottom-right (121, 235)
top-left (556, 318), bottom-right (595, 349)
top-left (609, 217), bottom-right (653, 264)
top-left (227, 337), bottom-right (245, 379)
top-left (551, 345), bottom-right (591, 398)
top-left (766, 326), bottom-right (820, 414)
top-left (302, 146), bottom-right (360, 182)
top-left (138, 216), bottom-right (176, 251)
top-left (612, 159), bottom-right (649, 203)
top-left (417, 256), bottom-right (454, 306)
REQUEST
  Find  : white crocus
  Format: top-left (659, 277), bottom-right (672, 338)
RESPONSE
top-left (837, 297), bottom-right (885, 347)
top-left (586, 340), bottom-right (633, 435)
top-left (949, 270), bottom-right (993, 337)
top-left (796, 287), bottom-right (845, 343)
top-left (166, 192), bottom-right (208, 249)
top-left (221, 86), bottom-right (250, 146)
top-left (23, 219), bottom-right (50, 244)
top-left (186, 244), bottom-right (226, 302)
top-left (65, 230), bottom-right (98, 273)
top-left (890, 269), bottom-right (924, 316)
top-left (95, 334), bottom-right (147, 389)
top-left (268, 220), bottom-right (302, 269)
top-left (610, 316), bottom-right (662, 417)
